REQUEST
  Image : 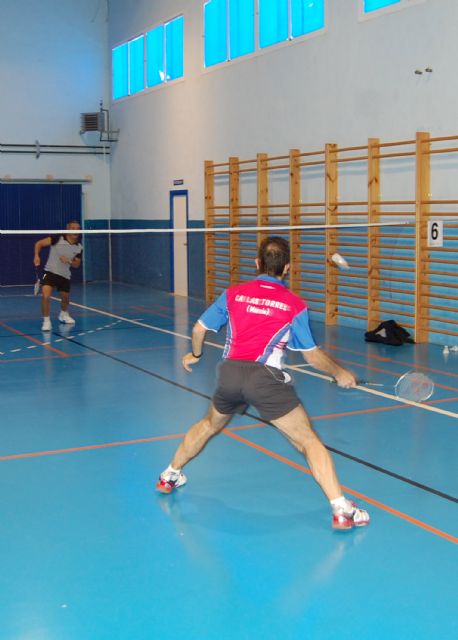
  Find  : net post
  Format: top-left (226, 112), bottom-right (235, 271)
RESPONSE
top-left (229, 156), bottom-right (240, 285)
top-left (415, 132), bottom-right (430, 343)
top-left (289, 148), bottom-right (301, 294)
top-left (204, 159), bottom-right (215, 303)
top-left (325, 143), bottom-right (338, 325)
top-left (367, 137), bottom-right (381, 330)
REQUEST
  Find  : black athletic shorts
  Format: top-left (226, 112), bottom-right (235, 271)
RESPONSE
top-left (41, 271), bottom-right (71, 293)
top-left (212, 359), bottom-right (301, 422)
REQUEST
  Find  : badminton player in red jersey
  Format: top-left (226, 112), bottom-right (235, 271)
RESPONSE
top-left (157, 236), bottom-right (370, 530)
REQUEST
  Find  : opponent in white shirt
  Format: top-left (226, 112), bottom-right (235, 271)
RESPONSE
top-left (33, 221), bottom-right (82, 331)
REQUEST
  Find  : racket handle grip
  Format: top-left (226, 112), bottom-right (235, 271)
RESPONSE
top-left (331, 378), bottom-right (383, 388)
top-left (357, 380), bottom-right (384, 387)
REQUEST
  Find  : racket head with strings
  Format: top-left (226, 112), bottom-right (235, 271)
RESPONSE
top-left (33, 268), bottom-right (41, 296)
top-left (394, 371), bottom-right (434, 402)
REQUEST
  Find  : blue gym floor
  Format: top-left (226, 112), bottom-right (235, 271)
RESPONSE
top-left (0, 282), bottom-right (457, 640)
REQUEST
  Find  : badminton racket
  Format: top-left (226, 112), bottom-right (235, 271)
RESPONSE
top-left (357, 370), bottom-right (434, 402)
top-left (33, 268), bottom-right (41, 296)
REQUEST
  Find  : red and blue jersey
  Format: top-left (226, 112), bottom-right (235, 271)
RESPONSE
top-left (198, 275), bottom-right (317, 369)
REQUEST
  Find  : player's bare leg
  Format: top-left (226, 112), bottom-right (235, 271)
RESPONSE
top-left (59, 291), bottom-right (75, 324)
top-left (41, 284), bottom-right (53, 318)
top-left (272, 405), bottom-right (370, 529)
top-left (156, 404), bottom-right (232, 493)
top-left (40, 285), bottom-right (53, 331)
top-left (60, 291), bottom-right (70, 312)
top-left (272, 404), bottom-right (342, 500)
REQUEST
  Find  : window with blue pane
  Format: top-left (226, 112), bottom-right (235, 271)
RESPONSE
top-left (112, 43), bottom-right (128, 100)
top-left (364, 0), bottom-right (401, 11)
top-left (165, 16), bottom-right (184, 81)
top-left (230, 0), bottom-right (254, 60)
top-left (291, 0), bottom-right (325, 38)
top-left (146, 26), bottom-right (164, 87)
top-left (259, 0), bottom-right (289, 49)
top-left (204, 0), bottom-right (227, 67)
top-left (129, 36), bottom-right (145, 95)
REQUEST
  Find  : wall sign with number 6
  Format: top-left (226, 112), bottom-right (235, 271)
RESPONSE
top-left (427, 220), bottom-right (443, 247)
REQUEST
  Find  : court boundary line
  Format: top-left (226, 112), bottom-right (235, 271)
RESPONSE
top-left (0, 320), bottom-right (69, 357)
top-left (224, 430), bottom-right (458, 545)
top-left (10, 292), bottom-right (457, 379)
top-left (2, 336), bottom-right (458, 416)
top-left (324, 357), bottom-right (458, 394)
top-left (129, 301), bottom-right (458, 382)
top-left (326, 343), bottom-right (458, 380)
top-left (131, 301), bottom-right (458, 382)
top-left (124, 301), bottom-right (458, 381)
top-left (2, 302), bottom-right (457, 419)
top-left (0, 433), bottom-right (185, 460)
top-left (287, 365), bottom-right (458, 418)
top-left (3, 298), bottom-right (455, 503)
top-left (61, 299), bottom-right (458, 419)
top-left (4, 328), bottom-right (454, 506)
top-left (0, 424), bottom-right (455, 544)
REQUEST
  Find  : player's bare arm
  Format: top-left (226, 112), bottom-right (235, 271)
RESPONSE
top-left (33, 237), bottom-right (52, 266)
top-left (303, 347), bottom-right (357, 388)
top-left (182, 321), bottom-right (207, 372)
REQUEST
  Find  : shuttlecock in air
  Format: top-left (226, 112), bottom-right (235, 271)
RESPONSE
top-left (331, 253), bottom-right (350, 270)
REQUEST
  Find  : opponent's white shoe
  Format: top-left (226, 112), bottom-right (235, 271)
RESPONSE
top-left (58, 311), bottom-right (75, 324)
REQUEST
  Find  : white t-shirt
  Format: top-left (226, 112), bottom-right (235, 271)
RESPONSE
top-left (45, 235), bottom-right (83, 279)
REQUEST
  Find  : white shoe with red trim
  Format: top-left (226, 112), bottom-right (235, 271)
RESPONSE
top-left (332, 502), bottom-right (370, 530)
top-left (156, 469), bottom-right (187, 494)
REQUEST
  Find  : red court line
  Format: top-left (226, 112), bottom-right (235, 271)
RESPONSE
top-left (226, 405), bottom-right (409, 432)
top-left (224, 429), bottom-right (458, 545)
top-left (0, 321), bottom-right (69, 357)
top-left (0, 344), bottom-right (171, 363)
top-left (130, 305), bottom-right (179, 321)
top-left (227, 396), bottom-right (458, 432)
top-left (2, 391), bottom-right (455, 459)
top-left (132, 303), bottom-right (195, 315)
top-left (0, 340), bottom-right (171, 364)
top-left (0, 432), bottom-right (186, 461)
top-left (109, 345), bottom-right (172, 355)
top-left (313, 395), bottom-right (458, 418)
top-left (228, 423), bottom-right (266, 432)
top-left (0, 355), bottom-right (69, 363)
top-left (327, 343), bottom-right (458, 380)
top-left (2, 340), bottom-right (457, 416)
top-left (2, 421), bottom-right (456, 543)
top-left (131, 304), bottom-right (201, 322)
top-left (428, 395), bottom-right (458, 407)
top-left (335, 356), bottom-right (458, 394)
top-left (0, 352), bottom-right (97, 364)
top-left (313, 404), bottom-right (407, 420)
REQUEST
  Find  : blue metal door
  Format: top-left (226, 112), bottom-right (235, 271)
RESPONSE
top-left (0, 184), bottom-right (82, 285)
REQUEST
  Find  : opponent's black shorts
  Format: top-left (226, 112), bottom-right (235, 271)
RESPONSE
top-left (41, 271), bottom-right (71, 293)
top-left (212, 359), bottom-right (301, 422)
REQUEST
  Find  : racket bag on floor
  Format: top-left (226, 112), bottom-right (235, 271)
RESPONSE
top-left (365, 319), bottom-right (414, 346)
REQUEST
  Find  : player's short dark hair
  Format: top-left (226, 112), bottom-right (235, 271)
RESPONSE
top-left (66, 220), bottom-right (80, 228)
top-left (258, 236), bottom-right (290, 276)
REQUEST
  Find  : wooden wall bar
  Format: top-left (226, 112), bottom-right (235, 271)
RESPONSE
top-left (204, 131), bottom-right (458, 343)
